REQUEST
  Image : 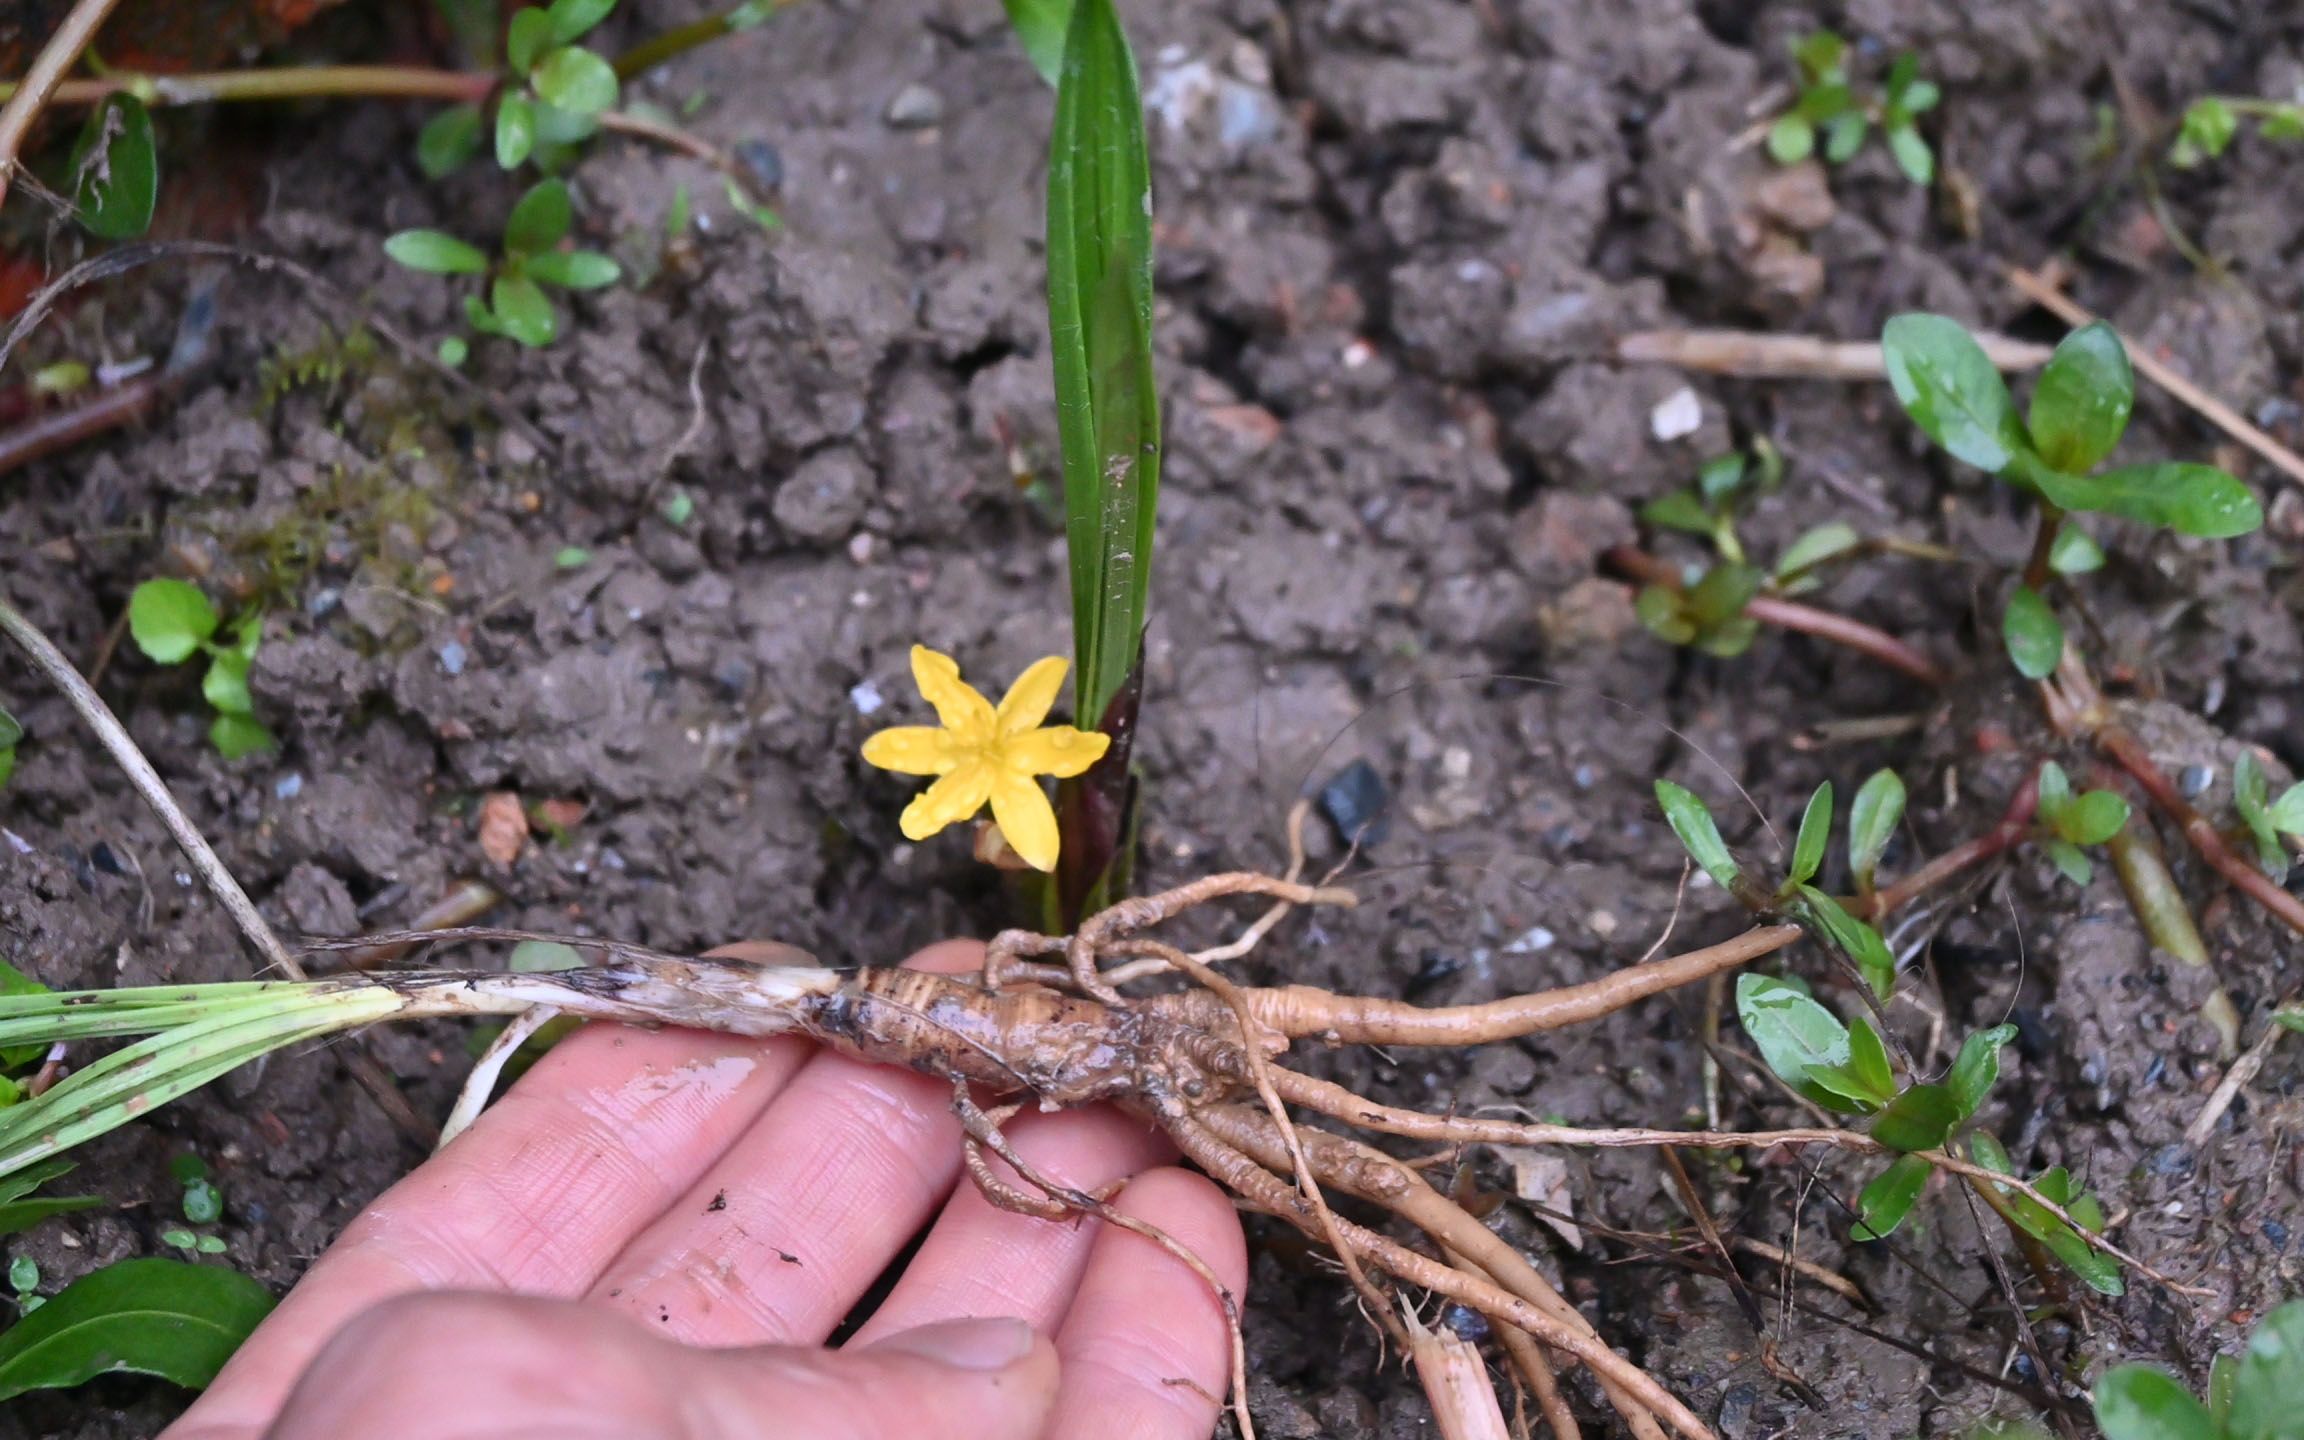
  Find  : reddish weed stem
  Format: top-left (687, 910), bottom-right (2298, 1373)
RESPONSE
top-left (1605, 546), bottom-right (1950, 687)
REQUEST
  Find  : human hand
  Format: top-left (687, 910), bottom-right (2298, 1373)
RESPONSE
top-left (164, 940), bottom-right (1246, 1440)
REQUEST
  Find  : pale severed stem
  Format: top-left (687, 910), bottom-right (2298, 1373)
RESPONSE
top-left (437, 1005), bottom-right (560, 1149)
top-left (1405, 1303), bottom-right (1513, 1440)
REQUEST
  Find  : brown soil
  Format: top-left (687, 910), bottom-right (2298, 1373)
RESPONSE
top-left (3, 0), bottom-right (2302, 1435)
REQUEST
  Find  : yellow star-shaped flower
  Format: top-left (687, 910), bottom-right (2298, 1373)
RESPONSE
top-left (861, 646), bottom-right (1110, 871)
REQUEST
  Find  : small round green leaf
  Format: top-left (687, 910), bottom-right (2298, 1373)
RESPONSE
top-left (2093, 1364), bottom-right (2217, 1440)
top-left (2044, 837), bottom-right (2093, 888)
top-left (181, 1178), bottom-right (222, 1225)
top-left (1654, 780), bottom-right (1739, 891)
top-left (0, 1257), bottom-right (275, 1401)
top-left (128, 580), bottom-right (219, 665)
top-left (200, 654), bottom-right (254, 718)
top-left (490, 275), bottom-right (560, 347)
top-left (383, 230), bottom-right (489, 276)
top-left (496, 95), bottom-right (537, 169)
top-left (2229, 1301), bottom-right (2304, 1439)
top-left (2062, 790), bottom-right (2131, 847)
top-left (68, 94), bottom-right (159, 241)
top-left (532, 46), bottom-right (619, 117)
top-left (2047, 523), bottom-right (2105, 576)
top-left (1823, 110), bottom-right (1868, 163)
top-left (1882, 314), bottom-right (2030, 474)
top-left (209, 714), bottom-right (273, 760)
top-left (1851, 1154), bottom-right (1932, 1242)
top-left (2002, 585), bottom-right (2063, 680)
top-left (526, 250), bottom-right (621, 289)
top-left (437, 336), bottom-right (470, 368)
top-left (1767, 114), bottom-right (1815, 164)
top-left (2027, 322), bottom-right (2133, 475)
top-left (509, 940), bottom-right (585, 972)
top-left (504, 178), bottom-right (574, 256)
top-left (1634, 586), bottom-right (1697, 646)
top-left (416, 104), bottom-right (484, 180)
top-left (1639, 489), bottom-right (1714, 537)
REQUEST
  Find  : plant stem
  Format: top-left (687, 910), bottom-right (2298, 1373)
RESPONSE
top-left (18, 67), bottom-right (494, 108)
top-left (1607, 545), bottom-right (1950, 687)
top-left (0, 0), bottom-right (128, 211)
top-left (2019, 504), bottom-right (2062, 591)
top-left (2102, 808), bottom-right (2238, 1056)
top-left (612, 0), bottom-right (807, 81)
top-left (0, 596), bottom-right (299, 978)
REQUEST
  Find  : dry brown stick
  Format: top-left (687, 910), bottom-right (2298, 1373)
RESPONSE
top-left (1171, 1115), bottom-right (1714, 1440)
top-left (1481, 1303), bottom-right (1580, 1440)
top-left (2006, 265), bottom-right (2304, 491)
top-left (1247, 924), bottom-right (1803, 1045)
top-left (2185, 1001), bottom-right (2296, 1147)
top-left (1606, 547), bottom-right (1950, 688)
top-left (0, 0), bottom-right (127, 211)
top-left (1200, 1106), bottom-right (1676, 1440)
top-left (1102, 798), bottom-right (1317, 984)
top-left (1615, 328), bottom-right (2052, 380)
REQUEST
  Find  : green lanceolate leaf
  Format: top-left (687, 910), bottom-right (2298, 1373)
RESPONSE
top-left (417, 104), bottom-right (485, 179)
top-left (1635, 586), bottom-right (1697, 646)
top-left (1653, 781), bottom-right (1739, 891)
top-left (1794, 884), bottom-right (1897, 998)
top-left (2094, 1364), bottom-right (2218, 1440)
top-left (0, 1161), bottom-right (97, 1238)
top-left (506, 8), bottom-right (553, 73)
top-left (0, 1258), bottom-right (275, 1401)
top-left (2036, 760), bottom-right (2073, 820)
top-left (2045, 838), bottom-right (2092, 888)
top-left (1773, 522), bottom-right (1860, 588)
top-left (1789, 780), bottom-right (1833, 887)
top-left (1823, 110), bottom-right (1867, 163)
top-left (1847, 768), bottom-right (1905, 890)
top-left (68, 94), bottom-right (159, 240)
top-left (505, 178), bottom-right (574, 256)
top-left (383, 230), bottom-right (489, 276)
top-left (526, 250), bottom-right (620, 289)
top-left (1870, 1081), bottom-right (1961, 1153)
top-left (1809, 1013), bottom-right (1896, 1113)
top-left (1734, 973), bottom-right (1858, 1110)
top-left (1946, 1024), bottom-right (2017, 1121)
top-left (1886, 124), bottom-right (1933, 185)
top-left (1686, 561), bottom-right (1761, 628)
top-left (200, 652), bottom-right (253, 718)
top-left (2236, 753), bottom-right (2290, 877)
top-left (545, 0), bottom-right (616, 45)
top-left (1852, 1154), bottom-right (1932, 1242)
top-left (1046, 0), bottom-right (1160, 731)
top-left (2027, 322), bottom-right (2133, 474)
top-left (2229, 1301), bottom-right (2304, 1440)
top-left (2026, 461), bottom-right (2261, 539)
top-left (1696, 454), bottom-right (1747, 504)
top-left (1882, 314), bottom-right (2031, 474)
top-left (1002, 0), bottom-right (1072, 86)
top-left (2002, 585), bottom-right (2063, 680)
top-left (127, 580), bottom-right (219, 665)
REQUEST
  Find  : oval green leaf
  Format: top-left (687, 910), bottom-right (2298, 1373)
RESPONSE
top-left (2062, 790), bottom-right (2130, 847)
top-left (545, 0), bottom-right (616, 44)
top-left (496, 95), bottom-right (537, 169)
top-left (2002, 584), bottom-right (2063, 680)
top-left (1851, 1154), bottom-right (1932, 1242)
top-left (128, 579), bottom-right (219, 665)
top-left (0, 1257), bottom-right (275, 1401)
top-left (2229, 1301), bottom-right (2304, 1440)
top-left (490, 275), bottom-right (559, 347)
top-left (1946, 1023), bottom-right (2016, 1121)
top-left (1847, 768), bottom-right (1905, 889)
top-left (2095, 1365), bottom-right (2215, 1440)
top-left (1734, 973), bottom-right (1853, 1106)
top-left (1886, 124), bottom-right (1933, 185)
top-left (383, 230), bottom-right (489, 276)
top-left (532, 46), bottom-right (619, 117)
top-left (1870, 1081), bottom-right (1960, 1153)
top-left (68, 94), bottom-right (159, 241)
top-left (1654, 780), bottom-right (1739, 891)
top-left (505, 178), bottom-right (574, 256)
top-left (416, 104), bottom-right (484, 180)
top-left (506, 7), bottom-right (553, 74)
top-left (200, 653), bottom-right (254, 718)
top-left (208, 714), bottom-right (273, 760)
top-left (1640, 488), bottom-right (1714, 537)
top-left (2029, 462), bottom-right (2261, 539)
top-left (1882, 314), bottom-right (2030, 474)
top-left (1795, 885), bottom-right (1896, 998)
top-left (2027, 322), bottom-right (2133, 475)
top-left (1767, 114), bottom-right (1815, 164)
top-left (2047, 523), bottom-right (2105, 576)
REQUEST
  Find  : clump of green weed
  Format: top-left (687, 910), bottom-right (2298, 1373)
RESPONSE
top-left (2169, 94), bottom-right (2304, 169)
top-left (1768, 32), bottom-right (1940, 184)
top-left (126, 581), bottom-right (271, 759)
top-left (386, 178), bottom-right (620, 356)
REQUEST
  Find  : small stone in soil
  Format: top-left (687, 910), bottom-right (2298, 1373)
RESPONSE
top-left (1318, 759), bottom-right (1390, 847)
top-left (886, 83), bottom-right (945, 129)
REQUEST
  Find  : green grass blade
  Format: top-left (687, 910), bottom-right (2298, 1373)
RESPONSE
top-left (1046, 0), bottom-right (1158, 731)
top-left (0, 981), bottom-right (304, 1048)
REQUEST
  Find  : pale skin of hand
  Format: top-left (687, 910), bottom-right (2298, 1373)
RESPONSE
top-left (162, 940), bottom-right (1247, 1440)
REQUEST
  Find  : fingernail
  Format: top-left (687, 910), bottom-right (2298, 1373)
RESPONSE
top-left (871, 1317), bottom-right (1036, 1372)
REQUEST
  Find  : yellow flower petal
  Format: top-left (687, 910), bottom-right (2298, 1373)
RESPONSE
top-left (909, 645), bottom-right (995, 742)
top-left (899, 761), bottom-right (992, 840)
top-left (1001, 725), bottom-right (1110, 780)
top-left (861, 726), bottom-right (961, 777)
top-left (996, 655), bottom-right (1070, 736)
top-left (989, 768), bottom-right (1061, 871)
